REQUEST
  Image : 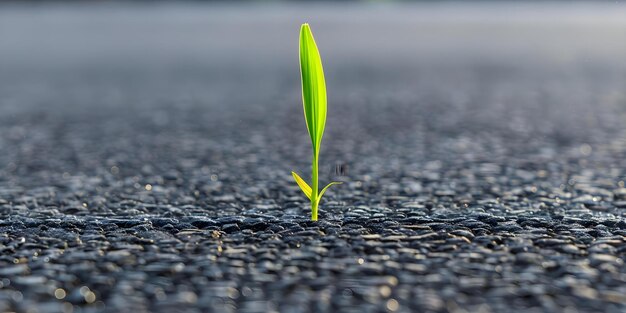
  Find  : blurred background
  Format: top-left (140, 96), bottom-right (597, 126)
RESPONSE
top-left (1, 1), bottom-right (626, 184)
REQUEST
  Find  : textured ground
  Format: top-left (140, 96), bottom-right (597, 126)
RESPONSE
top-left (1, 2), bottom-right (626, 313)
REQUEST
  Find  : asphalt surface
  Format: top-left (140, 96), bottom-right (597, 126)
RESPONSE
top-left (0, 2), bottom-right (625, 313)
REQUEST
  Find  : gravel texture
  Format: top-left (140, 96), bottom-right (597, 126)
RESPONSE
top-left (1, 3), bottom-right (626, 313)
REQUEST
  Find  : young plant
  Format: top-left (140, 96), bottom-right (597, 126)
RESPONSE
top-left (292, 23), bottom-right (341, 221)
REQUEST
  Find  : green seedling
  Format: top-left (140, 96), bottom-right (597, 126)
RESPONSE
top-left (292, 23), bottom-right (342, 221)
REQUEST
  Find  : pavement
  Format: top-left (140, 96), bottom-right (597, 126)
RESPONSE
top-left (0, 2), bottom-right (625, 313)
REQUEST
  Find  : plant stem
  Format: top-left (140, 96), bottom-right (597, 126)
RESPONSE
top-left (311, 153), bottom-right (319, 221)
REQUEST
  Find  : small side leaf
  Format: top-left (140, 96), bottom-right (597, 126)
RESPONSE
top-left (318, 181), bottom-right (342, 201)
top-left (292, 171), bottom-right (312, 200)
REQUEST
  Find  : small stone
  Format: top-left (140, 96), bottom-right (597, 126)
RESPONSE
top-left (515, 253), bottom-right (543, 265)
top-left (589, 254), bottom-right (622, 266)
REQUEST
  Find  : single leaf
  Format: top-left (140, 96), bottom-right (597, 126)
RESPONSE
top-left (299, 23), bottom-right (327, 156)
top-left (292, 171), bottom-right (312, 200)
top-left (318, 181), bottom-right (342, 201)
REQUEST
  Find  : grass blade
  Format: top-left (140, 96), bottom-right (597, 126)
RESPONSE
top-left (293, 23), bottom-right (340, 221)
top-left (299, 23), bottom-right (327, 156)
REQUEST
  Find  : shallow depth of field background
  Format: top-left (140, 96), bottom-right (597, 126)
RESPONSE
top-left (2, 1), bottom-right (626, 180)
top-left (2, 3), bottom-right (626, 130)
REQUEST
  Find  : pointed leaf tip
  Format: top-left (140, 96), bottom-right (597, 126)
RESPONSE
top-left (301, 23), bottom-right (310, 34)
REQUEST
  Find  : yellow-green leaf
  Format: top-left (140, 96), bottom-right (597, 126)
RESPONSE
top-left (291, 171), bottom-right (312, 200)
top-left (299, 23), bottom-right (327, 156)
top-left (318, 181), bottom-right (342, 201)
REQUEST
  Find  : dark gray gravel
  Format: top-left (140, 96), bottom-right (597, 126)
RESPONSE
top-left (1, 3), bottom-right (625, 313)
